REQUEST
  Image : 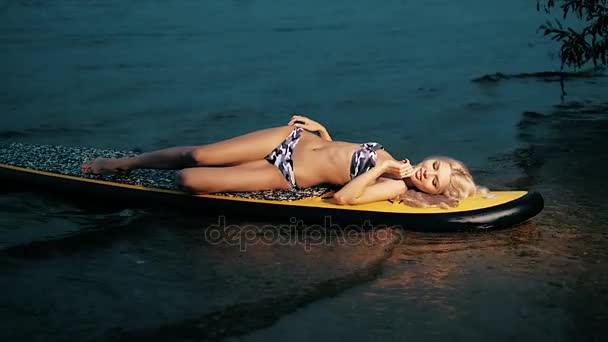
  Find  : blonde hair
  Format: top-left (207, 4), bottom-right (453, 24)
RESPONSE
top-left (398, 157), bottom-right (488, 209)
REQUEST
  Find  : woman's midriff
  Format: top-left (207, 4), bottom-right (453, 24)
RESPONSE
top-left (291, 131), bottom-right (360, 188)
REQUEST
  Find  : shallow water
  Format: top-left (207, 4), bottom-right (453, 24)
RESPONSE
top-left (1, 0), bottom-right (608, 341)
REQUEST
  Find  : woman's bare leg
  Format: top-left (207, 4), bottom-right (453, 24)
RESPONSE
top-left (177, 160), bottom-right (292, 193)
top-left (81, 146), bottom-right (198, 174)
top-left (189, 125), bottom-right (296, 166)
top-left (81, 126), bottom-right (295, 174)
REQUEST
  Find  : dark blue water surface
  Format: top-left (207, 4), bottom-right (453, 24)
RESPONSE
top-left (1, 0), bottom-right (608, 341)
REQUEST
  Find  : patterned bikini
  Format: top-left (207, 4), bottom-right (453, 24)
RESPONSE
top-left (264, 127), bottom-right (304, 188)
top-left (265, 127), bottom-right (384, 188)
top-left (349, 142), bottom-right (384, 179)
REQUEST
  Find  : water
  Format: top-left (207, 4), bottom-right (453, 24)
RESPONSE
top-left (1, 0), bottom-right (607, 340)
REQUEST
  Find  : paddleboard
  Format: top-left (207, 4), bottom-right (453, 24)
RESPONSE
top-left (0, 142), bottom-right (544, 231)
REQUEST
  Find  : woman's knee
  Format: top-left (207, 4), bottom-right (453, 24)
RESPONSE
top-left (189, 147), bottom-right (206, 166)
top-left (176, 169), bottom-right (207, 193)
top-left (190, 146), bottom-right (222, 166)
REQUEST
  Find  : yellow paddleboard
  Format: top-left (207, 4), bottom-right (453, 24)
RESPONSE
top-left (0, 142), bottom-right (544, 231)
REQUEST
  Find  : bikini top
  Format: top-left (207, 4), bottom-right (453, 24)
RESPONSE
top-left (350, 142), bottom-right (384, 179)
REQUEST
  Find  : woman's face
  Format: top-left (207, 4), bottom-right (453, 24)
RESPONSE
top-left (410, 158), bottom-right (451, 194)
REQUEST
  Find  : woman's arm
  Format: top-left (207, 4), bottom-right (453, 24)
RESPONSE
top-left (332, 160), bottom-right (414, 205)
top-left (288, 115), bottom-right (332, 141)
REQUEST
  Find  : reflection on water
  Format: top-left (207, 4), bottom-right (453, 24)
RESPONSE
top-left (0, 218), bottom-right (398, 341)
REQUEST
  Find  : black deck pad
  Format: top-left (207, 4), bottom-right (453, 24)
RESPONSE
top-left (0, 142), bottom-right (331, 201)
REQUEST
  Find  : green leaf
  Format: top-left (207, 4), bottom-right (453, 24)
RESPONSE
top-left (555, 17), bottom-right (563, 29)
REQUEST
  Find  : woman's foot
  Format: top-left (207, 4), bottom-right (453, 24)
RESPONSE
top-left (81, 157), bottom-right (132, 175)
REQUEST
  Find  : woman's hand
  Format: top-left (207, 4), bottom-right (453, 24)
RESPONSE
top-left (381, 159), bottom-right (415, 179)
top-left (288, 115), bottom-right (332, 141)
top-left (288, 115), bottom-right (325, 132)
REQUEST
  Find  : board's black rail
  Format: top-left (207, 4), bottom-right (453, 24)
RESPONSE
top-left (0, 165), bottom-right (544, 232)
